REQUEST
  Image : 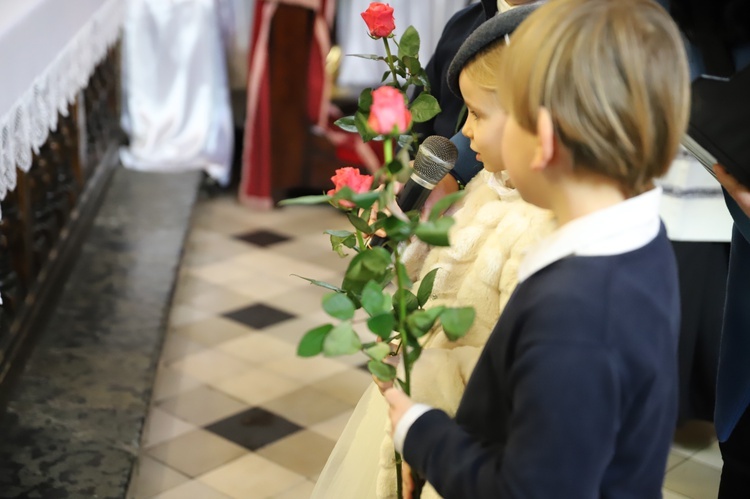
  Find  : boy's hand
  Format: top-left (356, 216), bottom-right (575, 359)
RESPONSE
top-left (384, 388), bottom-right (415, 436)
top-left (714, 164), bottom-right (750, 219)
top-left (402, 461), bottom-right (415, 499)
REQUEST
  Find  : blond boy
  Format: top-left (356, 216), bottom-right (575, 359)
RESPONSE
top-left (385, 0), bottom-right (690, 497)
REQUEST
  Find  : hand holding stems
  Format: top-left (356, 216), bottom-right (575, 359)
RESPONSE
top-left (367, 165), bottom-right (460, 233)
top-left (715, 164), bottom-right (750, 219)
top-left (384, 387), bottom-right (415, 439)
top-left (385, 387), bottom-right (418, 499)
top-left (401, 461), bottom-right (416, 499)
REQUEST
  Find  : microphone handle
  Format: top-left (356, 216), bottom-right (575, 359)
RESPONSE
top-left (368, 179), bottom-right (434, 248)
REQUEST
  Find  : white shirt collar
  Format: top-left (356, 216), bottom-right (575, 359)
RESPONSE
top-left (497, 0), bottom-right (515, 13)
top-left (517, 187), bottom-right (663, 282)
top-left (486, 170), bottom-right (520, 199)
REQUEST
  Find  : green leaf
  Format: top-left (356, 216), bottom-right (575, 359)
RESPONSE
top-left (361, 248), bottom-right (392, 273)
top-left (361, 281), bottom-right (390, 316)
top-left (347, 212), bottom-right (373, 234)
top-left (407, 306), bottom-right (445, 337)
top-left (326, 229), bottom-right (354, 238)
top-left (364, 342), bottom-right (392, 361)
top-left (322, 292), bottom-right (356, 320)
top-left (355, 110), bottom-right (378, 142)
top-left (334, 116), bottom-right (357, 133)
top-left (402, 55), bottom-right (422, 75)
top-left (342, 247), bottom-right (393, 294)
top-left (368, 359), bottom-right (397, 382)
top-left (418, 68), bottom-right (432, 93)
top-left (381, 70), bottom-right (391, 83)
top-left (297, 324), bottom-right (333, 357)
top-left (396, 261), bottom-right (413, 290)
top-left (351, 191), bottom-right (380, 209)
top-left (440, 307), bottom-right (476, 341)
top-left (394, 161), bottom-right (413, 184)
top-left (349, 53), bottom-right (382, 61)
top-left (290, 274), bottom-right (343, 293)
top-left (415, 217), bottom-right (455, 246)
top-left (381, 216), bottom-right (413, 243)
top-left (398, 26), bottom-right (420, 58)
top-left (417, 268), bottom-right (440, 306)
top-left (378, 184), bottom-right (396, 217)
top-left (397, 134), bottom-right (414, 152)
top-left (387, 159), bottom-right (404, 175)
top-left (428, 191), bottom-right (467, 222)
top-left (326, 230), bottom-right (356, 257)
top-left (329, 233), bottom-right (356, 257)
top-left (393, 289), bottom-right (419, 314)
top-left (323, 322), bottom-right (362, 356)
top-left (409, 93), bottom-right (441, 123)
top-left (367, 313), bottom-right (396, 339)
top-left (277, 194), bottom-right (331, 206)
top-left (358, 88), bottom-right (373, 113)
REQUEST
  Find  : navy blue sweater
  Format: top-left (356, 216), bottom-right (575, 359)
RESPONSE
top-left (404, 229), bottom-right (681, 498)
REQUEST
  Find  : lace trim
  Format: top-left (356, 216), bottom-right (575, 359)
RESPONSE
top-left (0, 0), bottom-right (124, 209)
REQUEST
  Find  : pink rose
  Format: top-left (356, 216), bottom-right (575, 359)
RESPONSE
top-left (327, 167), bottom-right (374, 209)
top-left (361, 3), bottom-right (396, 38)
top-left (367, 86), bottom-right (412, 135)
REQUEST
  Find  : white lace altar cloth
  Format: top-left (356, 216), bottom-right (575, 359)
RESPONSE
top-left (0, 0), bottom-right (124, 217)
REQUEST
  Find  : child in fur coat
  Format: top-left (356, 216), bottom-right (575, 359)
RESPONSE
top-left (311, 6), bottom-right (553, 499)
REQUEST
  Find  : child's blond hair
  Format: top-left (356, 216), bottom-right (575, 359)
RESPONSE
top-left (462, 43), bottom-right (506, 94)
top-left (499, 0), bottom-right (690, 195)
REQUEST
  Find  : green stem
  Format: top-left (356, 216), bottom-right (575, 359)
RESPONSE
top-left (384, 137), bottom-right (394, 166)
top-left (393, 244), bottom-right (411, 396)
top-left (355, 227), bottom-right (366, 251)
top-left (387, 137), bottom-right (407, 499)
top-left (395, 451), bottom-right (403, 498)
top-left (382, 38), bottom-right (401, 89)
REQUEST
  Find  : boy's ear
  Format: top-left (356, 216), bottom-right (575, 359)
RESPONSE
top-left (530, 107), bottom-right (555, 171)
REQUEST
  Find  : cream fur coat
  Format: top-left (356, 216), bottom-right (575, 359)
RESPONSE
top-left (376, 170), bottom-right (555, 499)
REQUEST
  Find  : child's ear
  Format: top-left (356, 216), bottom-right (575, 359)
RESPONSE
top-left (530, 107), bottom-right (554, 171)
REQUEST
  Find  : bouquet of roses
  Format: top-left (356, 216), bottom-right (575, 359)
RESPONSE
top-left (280, 4), bottom-right (475, 497)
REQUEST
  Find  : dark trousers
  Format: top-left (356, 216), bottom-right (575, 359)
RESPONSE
top-left (719, 405), bottom-right (750, 498)
top-left (672, 241), bottom-right (729, 424)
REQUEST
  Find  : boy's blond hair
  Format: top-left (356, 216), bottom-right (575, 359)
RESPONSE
top-left (498, 0), bottom-right (690, 194)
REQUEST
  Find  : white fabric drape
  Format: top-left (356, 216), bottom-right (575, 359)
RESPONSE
top-left (119, 0), bottom-right (233, 185)
top-left (0, 0), bottom-right (124, 211)
top-left (335, 0), bottom-right (468, 88)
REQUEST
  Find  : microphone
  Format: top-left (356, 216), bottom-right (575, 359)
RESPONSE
top-left (369, 135), bottom-right (458, 248)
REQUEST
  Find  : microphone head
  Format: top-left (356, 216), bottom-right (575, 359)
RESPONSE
top-left (413, 136), bottom-right (458, 185)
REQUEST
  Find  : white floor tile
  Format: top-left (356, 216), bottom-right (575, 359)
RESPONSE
top-left (141, 407), bottom-right (196, 448)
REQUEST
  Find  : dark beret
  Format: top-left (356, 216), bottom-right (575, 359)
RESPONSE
top-left (446, 3), bottom-right (542, 97)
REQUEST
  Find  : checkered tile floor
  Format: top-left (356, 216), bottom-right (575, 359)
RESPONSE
top-left (128, 195), bottom-right (723, 499)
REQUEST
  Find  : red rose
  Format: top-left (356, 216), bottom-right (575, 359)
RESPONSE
top-left (361, 2), bottom-right (396, 38)
top-left (367, 86), bottom-right (412, 135)
top-left (327, 167), bottom-right (374, 208)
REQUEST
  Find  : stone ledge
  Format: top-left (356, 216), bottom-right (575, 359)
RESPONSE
top-left (0, 167), bottom-right (202, 498)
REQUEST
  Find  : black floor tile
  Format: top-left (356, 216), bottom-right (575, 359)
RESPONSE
top-left (234, 229), bottom-right (290, 248)
top-left (204, 407), bottom-right (302, 451)
top-left (223, 303), bottom-right (295, 330)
